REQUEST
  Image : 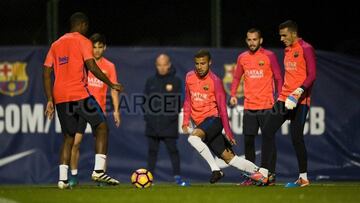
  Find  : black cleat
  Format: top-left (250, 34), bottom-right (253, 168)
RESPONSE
top-left (210, 170), bottom-right (224, 184)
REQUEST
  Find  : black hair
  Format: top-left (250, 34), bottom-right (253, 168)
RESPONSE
top-left (279, 20), bottom-right (298, 33)
top-left (70, 12), bottom-right (89, 28)
top-left (247, 28), bottom-right (262, 38)
top-left (194, 49), bottom-right (211, 60)
top-left (90, 33), bottom-right (106, 45)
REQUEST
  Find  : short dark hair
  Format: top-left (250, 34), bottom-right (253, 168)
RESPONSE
top-left (247, 28), bottom-right (262, 38)
top-left (194, 49), bottom-right (211, 60)
top-left (279, 20), bottom-right (298, 33)
top-left (90, 33), bottom-right (106, 45)
top-left (70, 12), bottom-right (89, 28)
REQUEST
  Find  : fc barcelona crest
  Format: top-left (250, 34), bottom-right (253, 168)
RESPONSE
top-left (0, 62), bottom-right (28, 97)
top-left (294, 51), bottom-right (299, 58)
top-left (258, 60), bottom-right (265, 66)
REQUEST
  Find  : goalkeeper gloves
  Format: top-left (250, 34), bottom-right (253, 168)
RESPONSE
top-left (285, 87), bottom-right (304, 110)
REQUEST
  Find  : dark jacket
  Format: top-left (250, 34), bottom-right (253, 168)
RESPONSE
top-left (144, 67), bottom-right (182, 138)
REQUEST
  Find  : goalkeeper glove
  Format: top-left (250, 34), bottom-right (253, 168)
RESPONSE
top-left (285, 87), bottom-right (304, 110)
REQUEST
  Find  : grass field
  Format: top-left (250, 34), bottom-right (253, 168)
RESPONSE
top-left (1, 182), bottom-right (360, 203)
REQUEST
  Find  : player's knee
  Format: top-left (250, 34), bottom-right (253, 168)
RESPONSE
top-left (95, 122), bottom-right (109, 134)
top-left (191, 129), bottom-right (205, 139)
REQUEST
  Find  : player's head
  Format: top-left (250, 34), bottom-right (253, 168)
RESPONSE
top-left (155, 54), bottom-right (171, 76)
top-left (70, 12), bottom-right (89, 35)
top-left (279, 20), bottom-right (298, 47)
top-left (90, 33), bottom-right (106, 60)
top-left (194, 49), bottom-right (212, 78)
top-left (246, 28), bottom-right (263, 52)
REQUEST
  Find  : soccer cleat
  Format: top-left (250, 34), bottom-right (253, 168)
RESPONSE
top-left (91, 171), bottom-right (120, 185)
top-left (58, 180), bottom-right (69, 189)
top-left (174, 175), bottom-right (190, 187)
top-left (237, 178), bottom-right (254, 186)
top-left (268, 173), bottom-right (276, 186)
top-left (69, 175), bottom-right (79, 187)
top-left (209, 170), bottom-right (224, 184)
top-left (249, 171), bottom-right (268, 184)
top-left (285, 178), bottom-right (310, 188)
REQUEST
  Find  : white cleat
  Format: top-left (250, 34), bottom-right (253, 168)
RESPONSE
top-left (91, 171), bottom-right (120, 185)
top-left (58, 180), bottom-right (69, 189)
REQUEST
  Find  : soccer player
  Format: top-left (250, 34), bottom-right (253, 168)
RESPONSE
top-left (43, 12), bottom-right (123, 189)
top-left (68, 33), bottom-right (121, 187)
top-left (182, 49), bottom-right (268, 184)
top-left (229, 28), bottom-right (283, 185)
top-left (251, 20), bottom-right (316, 187)
top-left (143, 54), bottom-right (188, 186)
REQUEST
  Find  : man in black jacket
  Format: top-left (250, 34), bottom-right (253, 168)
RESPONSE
top-left (144, 54), bottom-right (188, 186)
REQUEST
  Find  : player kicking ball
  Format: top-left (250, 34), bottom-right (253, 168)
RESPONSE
top-left (182, 49), bottom-right (268, 184)
top-left (43, 12), bottom-right (123, 189)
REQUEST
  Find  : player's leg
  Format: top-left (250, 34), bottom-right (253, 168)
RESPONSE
top-left (259, 109), bottom-right (277, 185)
top-left (243, 110), bottom-right (260, 163)
top-left (286, 104), bottom-right (310, 187)
top-left (163, 137), bottom-right (189, 186)
top-left (260, 101), bottom-right (288, 172)
top-left (187, 117), bottom-right (222, 183)
top-left (147, 136), bottom-right (160, 175)
top-left (69, 117), bottom-right (87, 187)
top-left (56, 102), bottom-right (78, 189)
top-left (76, 96), bottom-right (119, 185)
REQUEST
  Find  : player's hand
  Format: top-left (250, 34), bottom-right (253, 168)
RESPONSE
top-left (227, 136), bottom-right (237, 145)
top-left (111, 83), bottom-right (124, 92)
top-left (229, 96), bottom-right (238, 107)
top-left (45, 100), bottom-right (54, 120)
top-left (285, 87), bottom-right (304, 110)
top-left (113, 111), bottom-right (121, 127)
top-left (182, 126), bottom-right (189, 134)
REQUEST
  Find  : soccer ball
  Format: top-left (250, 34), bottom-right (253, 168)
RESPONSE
top-left (131, 168), bottom-right (153, 188)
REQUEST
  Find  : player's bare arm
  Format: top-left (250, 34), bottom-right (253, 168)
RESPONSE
top-left (43, 66), bottom-right (54, 120)
top-left (85, 59), bottom-right (124, 92)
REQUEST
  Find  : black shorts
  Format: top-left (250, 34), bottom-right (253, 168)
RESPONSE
top-left (56, 96), bottom-right (105, 136)
top-left (243, 109), bottom-right (271, 136)
top-left (76, 116), bottom-right (88, 134)
top-left (196, 117), bottom-right (232, 157)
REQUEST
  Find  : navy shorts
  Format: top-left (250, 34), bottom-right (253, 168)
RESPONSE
top-left (196, 117), bottom-right (232, 157)
top-left (56, 96), bottom-right (105, 136)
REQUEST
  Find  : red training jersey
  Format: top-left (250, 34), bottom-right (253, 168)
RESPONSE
top-left (230, 48), bottom-right (283, 110)
top-left (183, 70), bottom-right (234, 140)
top-left (44, 32), bottom-right (93, 104)
top-left (87, 57), bottom-right (118, 112)
top-left (278, 39), bottom-right (316, 106)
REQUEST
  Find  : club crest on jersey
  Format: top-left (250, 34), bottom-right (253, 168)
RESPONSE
top-left (258, 60), bottom-right (265, 66)
top-left (0, 62), bottom-right (28, 97)
top-left (203, 84), bottom-right (209, 91)
top-left (294, 51), bottom-right (299, 58)
top-left (165, 83), bottom-right (173, 92)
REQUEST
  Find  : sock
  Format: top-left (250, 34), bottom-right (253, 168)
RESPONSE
top-left (215, 156), bottom-right (229, 169)
top-left (94, 154), bottom-right (107, 171)
top-left (59, 165), bottom-right (68, 181)
top-left (299, 173), bottom-right (308, 180)
top-left (228, 156), bottom-right (258, 174)
top-left (187, 136), bottom-right (220, 171)
top-left (71, 169), bottom-right (78, 176)
top-left (258, 168), bottom-right (269, 177)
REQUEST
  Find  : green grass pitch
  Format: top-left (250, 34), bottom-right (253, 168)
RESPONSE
top-left (1, 182), bottom-right (360, 203)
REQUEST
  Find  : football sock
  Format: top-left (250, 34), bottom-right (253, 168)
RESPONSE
top-left (228, 156), bottom-right (258, 173)
top-left (187, 135), bottom-right (220, 171)
top-left (94, 154), bottom-right (106, 171)
top-left (299, 173), bottom-right (308, 180)
top-left (215, 156), bottom-right (229, 169)
top-left (71, 169), bottom-right (78, 176)
top-left (59, 164), bottom-right (68, 181)
top-left (258, 168), bottom-right (269, 177)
